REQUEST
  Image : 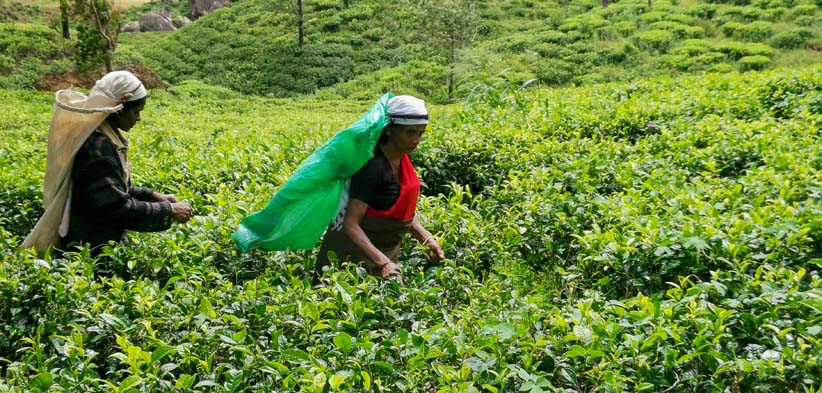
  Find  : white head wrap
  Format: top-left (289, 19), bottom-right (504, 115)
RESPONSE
top-left (387, 95), bottom-right (428, 125)
top-left (91, 70), bottom-right (147, 103)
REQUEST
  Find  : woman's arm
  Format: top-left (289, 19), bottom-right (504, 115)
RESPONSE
top-left (410, 217), bottom-right (445, 261)
top-left (73, 134), bottom-right (192, 231)
top-left (128, 187), bottom-right (178, 204)
top-left (343, 198), bottom-right (400, 279)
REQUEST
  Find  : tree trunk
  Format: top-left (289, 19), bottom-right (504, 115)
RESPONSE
top-left (297, 0), bottom-right (304, 47)
top-left (448, 39), bottom-right (455, 99)
top-left (60, 0), bottom-right (70, 39)
top-left (602, 0), bottom-right (609, 7)
top-left (648, 0), bottom-right (652, 7)
top-left (105, 49), bottom-right (113, 73)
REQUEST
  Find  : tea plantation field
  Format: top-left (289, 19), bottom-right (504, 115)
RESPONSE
top-left (1, 69), bottom-right (821, 391)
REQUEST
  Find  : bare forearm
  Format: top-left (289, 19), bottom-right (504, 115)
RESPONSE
top-left (410, 217), bottom-right (432, 242)
top-left (344, 222), bottom-right (391, 266)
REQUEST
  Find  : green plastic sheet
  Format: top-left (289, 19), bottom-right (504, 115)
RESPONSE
top-left (232, 93), bottom-right (393, 252)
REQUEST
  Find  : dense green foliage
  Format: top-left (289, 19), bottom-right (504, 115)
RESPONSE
top-left (128, 0), bottom-right (822, 100)
top-left (0, 22), bottom-right (73, 90)
top-left (5, 0), bottom-right (822, 100)
top-left (2, 65), bottom-right (821, 391)
top-left (0, 0), bottom-right (44, 22)
top-left (137, 1), bottom-right (436, 98)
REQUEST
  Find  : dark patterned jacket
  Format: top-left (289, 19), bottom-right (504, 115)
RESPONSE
top-left (61, 131), bottom-right (172, 249)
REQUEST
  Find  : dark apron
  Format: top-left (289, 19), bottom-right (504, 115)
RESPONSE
top-left (316, 215), bottom-right (412, 276)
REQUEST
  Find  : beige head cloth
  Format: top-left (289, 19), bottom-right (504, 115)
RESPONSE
top-left (21, 71), bottom-right (145, 253)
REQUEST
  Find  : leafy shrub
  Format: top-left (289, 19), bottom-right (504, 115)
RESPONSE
top-left (614, 20), bottom-right (638, 35)
top-left (538, 30), bottom-right (571, 45)
top-left (490, 32), bottom-right (536, 52)
top-left (751, 0), bottom-right (796, 7)
top-left (558, 14), bottom-right (608, 36)
top-left (558, 20), bottom-right (583, 33)
top-left (0, 53), bottom-right (13, 74)
top-left (794, 15), bottom-right (819, 26)
top-left (664, 51), bottom-right (726, 70)
top-left (790, 4), bottom-right (819, 17)
top-left (705, 0), bottom-right (752, 4)
top-left (667, 13), bottom-right (699, 25)
top-left (650, 21), bottom-right (705, 38)
top-left (758, 70), bottom-right (822, 118)
top-left (593, 25), bottom-right (624, 40)
top-left (595, 2), bottom-right (649, 21)
top-left (672, 39), bottom-right (712, 55)
top-left (632, 29), bottom-right (676, 52)
top-left (739, 21), bottom-right (775, 41)
top-left (167, 79), bottom-right (246, 100)
top-left (716, 6), bottom-right (766, 23)
top-left (762, 6), bottom-right (788, 20)
top-left (714, 41), bottom-right (774, 59)
top-left (603, 42), bottom-right (639, 64)
top-left (722, 21), bottom-right (774, 41)
top-left (314, 60), bottom-right (451, 104)
top-left (638, 11), bottom-right (666, 23)
top-left (721, 21), bottom-right (745, 36)
top-left (686, 4), bottom-right (718, 19)
top-left (710, 62), bottom-right (734, 71)
top-left (770, 28), bottom-right (816, 48)
top-left (739, 55), bottom-right (771, 70)
top-left (532, 42), bottom-right (575, 58)
top-left (534, 58), bottom-right (578, 85)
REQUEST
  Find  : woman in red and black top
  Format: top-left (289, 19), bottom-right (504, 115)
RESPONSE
top-left (316, 95), bottom-right (445, 282)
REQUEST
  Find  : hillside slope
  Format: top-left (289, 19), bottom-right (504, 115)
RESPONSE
top-left (135, 0), bottom-right (822, 101)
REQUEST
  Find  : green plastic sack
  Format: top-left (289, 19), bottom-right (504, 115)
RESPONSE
top-left (232, 93), bottom-right (393, 252)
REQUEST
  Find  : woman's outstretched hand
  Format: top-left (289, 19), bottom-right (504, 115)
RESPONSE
top-left (171, 202), bottom-right (194, 223)
top-left (381, 261), bottom-right (404, 284)
top-left (424, 238), bottom-right (445, 262)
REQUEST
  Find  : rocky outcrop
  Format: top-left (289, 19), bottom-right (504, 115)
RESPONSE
top-left (120, 21), bottom-right (139, 33)
top-left (141, 11), bottom-right (176, 32)
top-left (189, 0), bottom-right (230, 19)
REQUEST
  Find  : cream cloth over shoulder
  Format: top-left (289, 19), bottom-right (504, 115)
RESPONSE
top-left (22, 71), bottom-right (144, 253)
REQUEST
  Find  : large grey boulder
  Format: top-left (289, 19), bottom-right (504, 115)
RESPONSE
top-left (141, 11), bottom-right (176, 32)
top-left (120, 21), bottom-right (139, 33)
top-left (189, 0), bottom-right (230, 19)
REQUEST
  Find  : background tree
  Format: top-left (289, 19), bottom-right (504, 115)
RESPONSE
top-left (413, 0), bottom-right (480, 100)
top-left (59, 0), bottom-right (70, 39)
top-left (297, 0), bottom-right (304, 47)
top-left (73, 0), bottom-right (120, 72)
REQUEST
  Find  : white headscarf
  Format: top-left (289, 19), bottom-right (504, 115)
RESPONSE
top-left (21, 71), bottom-right (145, 253)
top-left (91, 70), bottom-right (147, 103)
top-left (387, 95), bottom-right (428, 125)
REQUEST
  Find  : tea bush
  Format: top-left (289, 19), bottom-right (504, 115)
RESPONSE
top-left (632, 29), bottom-right (677, 52)
top-left (721, 20), bottom-right (775, 41)
top-left (2, 45), bottom-right (822, 393)
top-left (770, 27), bottom-right (816, 48)
top-left (790, 3), bottom-right (819, 17)
top-left (739, 54), bottom-right (772, 70)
